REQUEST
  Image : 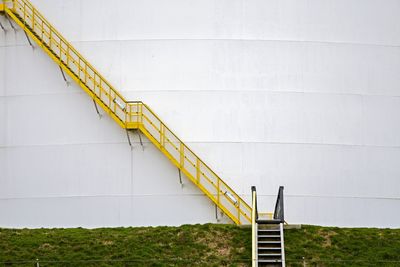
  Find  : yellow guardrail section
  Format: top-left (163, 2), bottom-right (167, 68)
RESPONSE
top-left (251, 189), bottom-right (257, 267)
top-left (1, 0), bottom-right (252, 225)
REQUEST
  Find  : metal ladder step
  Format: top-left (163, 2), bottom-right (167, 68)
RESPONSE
top-left (257, 241), bottom-right (281, 244)
top-left (258, 235), bottom-right (281, 238)
top-left (258, 229), bottom-right (280, 232)
top-left (258, 260), bottom-right (282, 263)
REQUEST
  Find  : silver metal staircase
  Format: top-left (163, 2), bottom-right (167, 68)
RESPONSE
top-left (252, 186), bottom-right (286, 267)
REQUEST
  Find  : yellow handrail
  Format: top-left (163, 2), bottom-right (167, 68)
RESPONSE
top-left (251, 188), bottom-right (257, 266)
top-left (2, 0), bottom-right (252, 224)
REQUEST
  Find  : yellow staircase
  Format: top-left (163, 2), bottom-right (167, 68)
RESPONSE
top-left (0, 0), bottom-right (251, 225)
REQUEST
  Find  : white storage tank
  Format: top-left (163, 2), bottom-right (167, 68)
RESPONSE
top-left (1, 0), bottom-right (399, 228)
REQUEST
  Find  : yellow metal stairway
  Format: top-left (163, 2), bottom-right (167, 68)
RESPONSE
top-left (0, 0), bottom-right (251, 225)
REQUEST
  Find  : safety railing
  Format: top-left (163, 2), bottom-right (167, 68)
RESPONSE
top-left (273, 186), bottom-right (285, 222)
top-left (5, 0), bottom-right (129, 128)
top-left (2, 0), bottom-right (252, 224)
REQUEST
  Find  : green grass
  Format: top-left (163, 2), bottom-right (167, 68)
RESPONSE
top-left (285, 225), bottom-right (400, 266)
top-left (0, 224), bottom-right (399, 266)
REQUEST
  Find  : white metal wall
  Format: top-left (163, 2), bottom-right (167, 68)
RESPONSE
top-left (1, 0), bottom-right (400, 228)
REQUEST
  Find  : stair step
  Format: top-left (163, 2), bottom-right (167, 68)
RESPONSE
top-left (258, 253), bottom-right (281, 257)
top-left (258, 242), bottom-right (281, 245)
top-left (258, 235), bottom-right (280, 238)
top-left (257, 219), bottom-right (281, 224)
top-left (258, 259), bottom-right (282, 263)
top-left (258, 243), bottom-right (282, 246)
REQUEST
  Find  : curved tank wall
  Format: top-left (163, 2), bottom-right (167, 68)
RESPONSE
top-left (1, 0), bottom-right (400, 228)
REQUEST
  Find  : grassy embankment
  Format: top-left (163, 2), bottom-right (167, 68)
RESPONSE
top-left (1, 224), bottom-right (400, 266)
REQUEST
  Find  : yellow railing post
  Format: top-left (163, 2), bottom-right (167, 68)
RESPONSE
top-left (196, 158), bottom-right (200, 184)
top-left (40, 20), bottom-right (43, 40)
top-left (179, 143), bottom-right (184, 168)
top-left (49, 26), bottom-right (52, 49)
top-left (237, 198), bottom-right (241, 224)
top-left (124, 103), bottom-right (127, 127)
top-left (108, 87), bottom-right (111, 108)
top-left (23, 2), bottom-right (25, 24)
top-left (66, 45), bottom-right (69, 66)
top-left (97, 81), bottom-right (102, 98)
top-left (217, 179), bottom-right (220, 204)
top-left (139, 103), bottom-right (143, 124)
top-left (159, 124), bottom-right (164, 147)
top-left (84, 64), bottom-right (87, 84)
top-left (59, 38), bottom-right (62, 59)
top-left (31, 6), bottom-right (34, 30)
top-left (126, 103), bottom-right (131, 124)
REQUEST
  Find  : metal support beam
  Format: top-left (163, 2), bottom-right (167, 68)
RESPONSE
top-left (59, 66), bottom-right (70, 86)
top-left (0, 21), bottom-right (5, 32)
top-left (215, 204), bottom-right (220, 222)
top-left (178, 168), bottom-right (183, 188)
top-left (92, 99), bottom-right (102, 119)
top-left (5, 13), bottom-right (16, 32)
top-left (24, 30), bottom-right (34, 48)
top-left (126, 130), bottom-right (133, 149)
top-left (137, 130), bottom-right (144, 151)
